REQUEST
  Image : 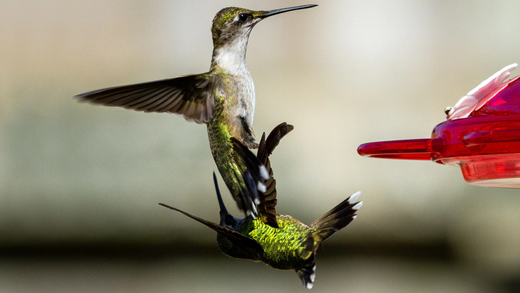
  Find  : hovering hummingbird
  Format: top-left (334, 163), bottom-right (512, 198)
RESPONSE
top-left (76, 4), bottom-right (318, 217)
top-left (160, 123), bottom-right (362, 289)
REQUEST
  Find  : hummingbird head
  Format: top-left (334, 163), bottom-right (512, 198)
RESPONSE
top-left (211, 5), bottom-right (317, 49)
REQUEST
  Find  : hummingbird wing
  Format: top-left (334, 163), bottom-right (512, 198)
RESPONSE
top-left (256, 122), bottom-right (294, 228)
top-left (75, 73), bottom-right (216, 124)
top-left (159, 203), bottom-right (264, 260)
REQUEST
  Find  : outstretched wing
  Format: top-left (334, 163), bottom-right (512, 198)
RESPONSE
top-left (159, 203), bottom-right (264, 260)
top-left (76, 73), bottom-right (217, 124)
top-left (256, 122), bottom-right (294, 228)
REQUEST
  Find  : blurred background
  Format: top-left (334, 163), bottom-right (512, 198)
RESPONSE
top-left (2, 0), bottom-right (520, 292)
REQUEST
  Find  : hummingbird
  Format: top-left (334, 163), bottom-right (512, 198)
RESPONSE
top-left (159, 123), bottom-right (362, 289)
top-left (76, 4), bottom-right (318, 217)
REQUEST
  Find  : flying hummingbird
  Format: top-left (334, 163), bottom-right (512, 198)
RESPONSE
top-left (76, 4), bottom-right (318, 217)
top-left (159, 123), bottom-right (362, 289)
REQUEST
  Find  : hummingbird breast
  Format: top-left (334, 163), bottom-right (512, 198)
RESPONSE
top-left (229, 73), bottom-right (255, 127)
top-left (211, 42), bottom-right (257, 143)
top-left (209, 69), bottom-right (256, 148)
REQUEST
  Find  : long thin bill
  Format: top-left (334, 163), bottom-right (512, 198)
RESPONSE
top-left (262, 4), bottom-right (318, 18)
top-left (212, 172), bottom-right (229, 215)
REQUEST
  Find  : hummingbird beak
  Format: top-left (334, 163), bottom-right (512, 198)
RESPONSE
top-left (258, 4), bottom-right (318, 19)
top-left (213, 172), bottom-right (229, 216)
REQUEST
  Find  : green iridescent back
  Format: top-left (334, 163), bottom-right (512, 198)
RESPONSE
top-left (247, 215), bottom-right (311, 269)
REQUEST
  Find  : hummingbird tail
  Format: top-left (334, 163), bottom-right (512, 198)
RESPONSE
top-left (257, 122), bottom-right (294, 164)
top-left (295, 192), bottom-right (362, 289)
top-left (310, 191), bottom-right (362, 245)
top-left (296, 259), bottom-right (317, 289)
top-left (256, 122), bottom-right (294, 228)
top-left (230, 137), bottom-right (269, 216)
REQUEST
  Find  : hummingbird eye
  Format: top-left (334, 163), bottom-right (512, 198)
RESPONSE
top-left (238, 13), bottom-right (252, 23)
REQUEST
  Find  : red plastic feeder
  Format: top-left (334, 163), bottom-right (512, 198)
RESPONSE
top-left (358, 64), bottom-right (520, 188)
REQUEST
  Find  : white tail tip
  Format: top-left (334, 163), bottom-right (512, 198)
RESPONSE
top-left (260, 165), bottom-right (269, 180)
top-left (257, 182), bottom-right (266, 193)
top-left (352, 201), bottom-right (363, 210)
top-left (348, 191), bottom-right (361, 204)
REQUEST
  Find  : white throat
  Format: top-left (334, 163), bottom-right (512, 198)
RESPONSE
top-left (213, 38), bottom-right (249, 75)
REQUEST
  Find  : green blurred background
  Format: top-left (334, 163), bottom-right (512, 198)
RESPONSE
top-left (2, 0), bottom-right (520, 292)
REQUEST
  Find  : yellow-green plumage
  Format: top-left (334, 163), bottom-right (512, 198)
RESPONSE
top-left (248, 215), bottom-right (310, 269)
top-left (160, 123), bottom-right (362, 289)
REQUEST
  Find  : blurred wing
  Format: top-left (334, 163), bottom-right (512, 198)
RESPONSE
top-left (256, 122), bottom-right (294, 228)
top-left (159, 203), bottom-right (264, 259)
top-left (76, 73), bottom-right (216, 124)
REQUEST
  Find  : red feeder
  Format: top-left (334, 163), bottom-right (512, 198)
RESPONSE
top-left (358, 64), bottom-right (520, 188)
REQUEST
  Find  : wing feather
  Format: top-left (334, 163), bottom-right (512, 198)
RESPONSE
top-left (76, 73), bottom-right (217, 124)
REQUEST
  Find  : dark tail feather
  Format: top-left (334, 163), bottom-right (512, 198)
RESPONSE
top-left (310, 191), bottom-right (362, 244)
top-left (295, 192), bottom-right (361, 289)
top-left (229, 122), bottom-right (293, 220)
top-left (229, 137), bottom-right (269, 217)
top-left (257, 122), bottom-right (294, 164)
top-left (256, 122), bottom-right (294, 228)
top-left (296, 257), bottom-right (317, 289)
